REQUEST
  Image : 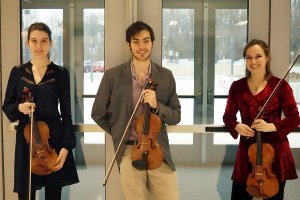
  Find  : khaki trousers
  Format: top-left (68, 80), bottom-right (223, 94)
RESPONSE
top-left (120, 145), bottom-right (179, 200)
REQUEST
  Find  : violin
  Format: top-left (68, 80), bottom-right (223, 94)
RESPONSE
top-left (246, 128), bottom-right (279, 198)
top-left (22, 87), bottom-right (58, 176)
top-left (131, 80), bottom-right (164, 170)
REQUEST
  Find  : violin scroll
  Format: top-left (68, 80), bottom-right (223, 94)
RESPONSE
top-left (145, 79), bottom-right (158, 90)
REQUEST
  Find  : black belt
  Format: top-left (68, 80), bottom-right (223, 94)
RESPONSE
top-left (124, 140), bottom-right (137, 145)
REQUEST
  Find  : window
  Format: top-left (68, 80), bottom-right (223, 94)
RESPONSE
top-left (213, 9), bottom-right (247, 144)
top-left (83, 9), bottom-right (105, 144)
top-left (289, 0), bottom-right (300, 148)
top-left (163, 9), bottom-right (195, 144)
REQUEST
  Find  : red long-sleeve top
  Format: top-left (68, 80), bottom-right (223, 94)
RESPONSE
top-left (223, 76), bottom-right (299, 183)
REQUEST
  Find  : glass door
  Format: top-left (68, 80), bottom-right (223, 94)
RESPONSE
top-left (5, 0), bottom-right (300, 200)
top-left (161, 1), bottom-right (248, 198)
top-left (162, 0), bottom-right (248, 164)
top-left (162, 2), bottom-right (203, 164)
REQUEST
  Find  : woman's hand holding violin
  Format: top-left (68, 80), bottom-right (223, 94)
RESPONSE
top-left (19, 102), bottom-right (36, 115)
top-left (54, 148), bottom-right (68, 171)
top-left (251, 119), bottom-right (277, 132)
top-left (235, 123), bottom-right (255, 137)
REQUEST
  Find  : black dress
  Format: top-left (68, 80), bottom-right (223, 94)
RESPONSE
top-left (2, 61), bottom-right (79, 193)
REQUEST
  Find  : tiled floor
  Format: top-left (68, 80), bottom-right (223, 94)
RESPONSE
top-left (35, 164), bottom-right (300, 200)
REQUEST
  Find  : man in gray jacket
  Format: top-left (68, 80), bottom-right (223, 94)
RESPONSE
top-left (91, 21), bottom-right (181, 200)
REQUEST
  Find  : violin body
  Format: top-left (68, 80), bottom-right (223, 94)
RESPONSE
top-left (24, 117), bottom-right (58, 175)
top-left (247, 140), bottom-right (279, 198)
top-left (132, 112), bottom-right (164, 170)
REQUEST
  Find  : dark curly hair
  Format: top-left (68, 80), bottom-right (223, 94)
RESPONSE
top-left (126, 21), bottom-right (155, 43)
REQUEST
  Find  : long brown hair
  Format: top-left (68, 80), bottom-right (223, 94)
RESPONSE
top-left (243, 39), bottom-right (272, 79)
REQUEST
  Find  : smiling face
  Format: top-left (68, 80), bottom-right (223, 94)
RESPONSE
top-left (27, 30), bottom-right (52, 59)
top-left (127, 29), bottom-right (153, 62)
top-left (245, 44), bottom-right (270, 77)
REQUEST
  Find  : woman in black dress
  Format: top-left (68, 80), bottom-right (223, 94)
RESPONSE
top-left (2, 22), bottom-right (79, 200)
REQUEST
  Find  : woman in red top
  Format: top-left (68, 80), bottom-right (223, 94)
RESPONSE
top-left (223, 39), bottom-right (300, 200)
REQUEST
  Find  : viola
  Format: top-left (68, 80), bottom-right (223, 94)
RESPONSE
top-left (246, 129), bottom-right (279, 198)
top-left (131, 80), bottom-right (164, 170)
top-left (22, 87), bottom-right (58, 175)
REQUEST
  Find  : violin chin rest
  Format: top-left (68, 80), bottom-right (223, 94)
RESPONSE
top-left (246, 185), bottom-right (259, 196)
top-left (132, 160), bottom-right (148, 171)
top-left (246, 185), bottom-right (267, 198)
top-left (32, 165), bottom-right (53, 176)
top-left (132, 150), bottom-right (149, 170)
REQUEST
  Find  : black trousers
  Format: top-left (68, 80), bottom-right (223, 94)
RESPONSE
top-left (18, 187), bottom-right (62, 200)
top-left (231, 181), bottom-right (286, 200)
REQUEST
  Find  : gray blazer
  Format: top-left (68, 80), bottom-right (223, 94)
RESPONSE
top-left (91, 60), bottom-right (181, 170)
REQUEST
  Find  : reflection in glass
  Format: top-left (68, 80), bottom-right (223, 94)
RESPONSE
top-left (163, 9), bottom-right (195, 145)
top-left (290, 0), bottom-right (300, 105)
top-left (213, 8), bottom-right (247, 145)
top-left (163, 9), bottom-right (195, 95)
top-left (83, 9), bottom-right (105, 144)
top-left (169, 99), bottom-right (194, 145)
top-left (213, 99), bottom-right (239, 145)
top-left (84, 98), bottom-right (104, 144)
top-left (215, 9), bottom-right (247, 96)
top-left (289, 0), bottom-right (300, 148)
top-left (83, 9), bottom-right (105, 94)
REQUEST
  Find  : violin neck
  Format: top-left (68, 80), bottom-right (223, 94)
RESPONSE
top-left (256, 131), bottom-right (262, 165)
top-left (142, 103), bottom-right (151, 135)
top-left (30, 114), bottom-right (42, 144)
